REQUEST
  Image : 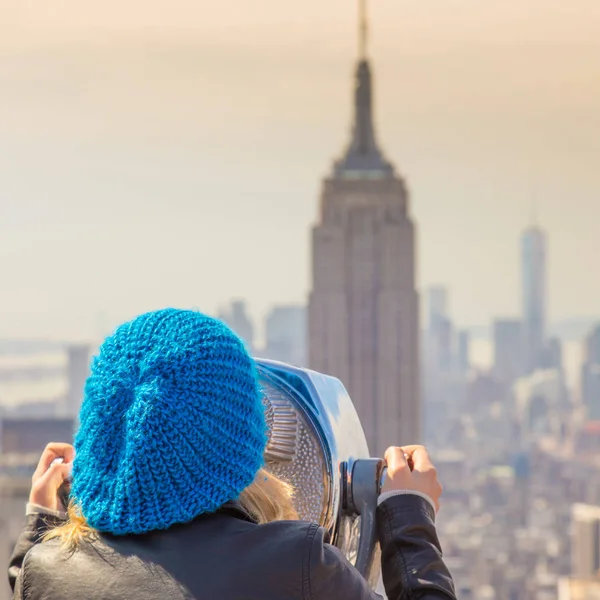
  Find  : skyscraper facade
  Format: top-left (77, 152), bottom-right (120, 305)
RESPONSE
top-left (493, 319), bottom-right (524, 385)
top-left (581, 325), bottom-right (600, 421)
top-left (426, 286), bottom-right (448, 332)
top-left (308, 1), bottom-right (420, 456)
top-left (424, 286), bottom-right (452, 373)
top-left (571, 503), bottom-right (600, 578)
top-left (521, 226), bottom-right (547, 374)
top-left (457, 330), bottom-right (471, 375)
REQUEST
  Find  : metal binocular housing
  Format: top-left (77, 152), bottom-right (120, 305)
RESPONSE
top-left (257, 359), bottom-right (386, 589)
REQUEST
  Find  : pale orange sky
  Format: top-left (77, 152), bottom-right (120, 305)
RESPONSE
top-left (1, 0), bottom-right (600, 340)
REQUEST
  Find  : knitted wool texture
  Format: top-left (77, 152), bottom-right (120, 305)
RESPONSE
top-left (71, 308), bottom-right (267, 536)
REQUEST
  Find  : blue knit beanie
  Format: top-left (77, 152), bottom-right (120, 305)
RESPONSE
top-left (71, 308), bottom-right (267, 535)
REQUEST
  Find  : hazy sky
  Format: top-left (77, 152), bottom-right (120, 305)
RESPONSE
top-left (1, 0), bottom-right (600, 341)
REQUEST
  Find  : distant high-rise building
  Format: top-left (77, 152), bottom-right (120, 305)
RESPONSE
top-left (542, 336), bottom-right (563, 372)
top-left (513, 370), bottom-right (568, 441)
top-left (585, 325), bottom-right (600, 364)
top-left (263, 305), bottom-right (307, 367)
top-left (308, 0), bottom-right (420, 455)
top-left (521, 226), bottom-right (547, 373)
top-left (424, 287), bottom-right (452, 372)
top-left (512, 452), bottom-right (531, 528)
top-left (558, 577), bottom-right (600, 600)
top-left (426, 286), bottom-right (448, 331)
top-left (581, 325), bottom-right (600, 420)
top-left (571, 504), bottom-right (600, 578)
top-left (457, 330), bottom-right (471, 375)
top-left (65, 344), bottom-right (90, 419)
top-left (583, 366), bottom-right (600, 421)
top-left (493, 319), bottom-right (524, 385)
top-left (218, 300), bottom-right (255, 353)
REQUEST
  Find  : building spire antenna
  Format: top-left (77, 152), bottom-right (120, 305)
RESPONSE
top-left (333, 0), bottom-right (392, 176)
top-left (359, 0), bottom-right (369, 60)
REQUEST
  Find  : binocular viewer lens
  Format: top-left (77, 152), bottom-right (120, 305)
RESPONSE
top-left (257, 359), bottom-right (385, 587)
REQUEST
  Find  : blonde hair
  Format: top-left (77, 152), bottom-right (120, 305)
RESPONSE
top-left (44, 469), bottom-right (298, 550)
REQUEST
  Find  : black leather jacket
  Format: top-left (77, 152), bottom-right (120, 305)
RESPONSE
top-left (9, 495), bottom-right (456, 600)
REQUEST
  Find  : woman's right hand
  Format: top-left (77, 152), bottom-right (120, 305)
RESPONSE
top-left (29, 442), bottom-right (74, 512)
top-left (381, 445), bottom-right (443, 511)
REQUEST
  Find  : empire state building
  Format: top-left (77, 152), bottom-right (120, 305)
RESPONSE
top-left (308, 1), bottom-right (420, 456)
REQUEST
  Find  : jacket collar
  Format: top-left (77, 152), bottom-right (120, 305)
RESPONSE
top-left (217, 501), bottom-right (258, 524)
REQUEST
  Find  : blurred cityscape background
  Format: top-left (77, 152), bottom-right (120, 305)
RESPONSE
top-left (2, 1), bottom-right (600, 599)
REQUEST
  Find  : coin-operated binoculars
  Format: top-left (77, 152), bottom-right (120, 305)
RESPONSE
top-left (257, 359), bottom-right (386, 589)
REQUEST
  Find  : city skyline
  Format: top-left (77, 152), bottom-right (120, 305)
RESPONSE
top-left (1, 1), bottom-right (600, 339)
top-left (3, 4), bottom-right (600, 596)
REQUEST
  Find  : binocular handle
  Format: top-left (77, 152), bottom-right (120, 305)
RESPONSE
top-left (346, 458), bottom-right (386, 579)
